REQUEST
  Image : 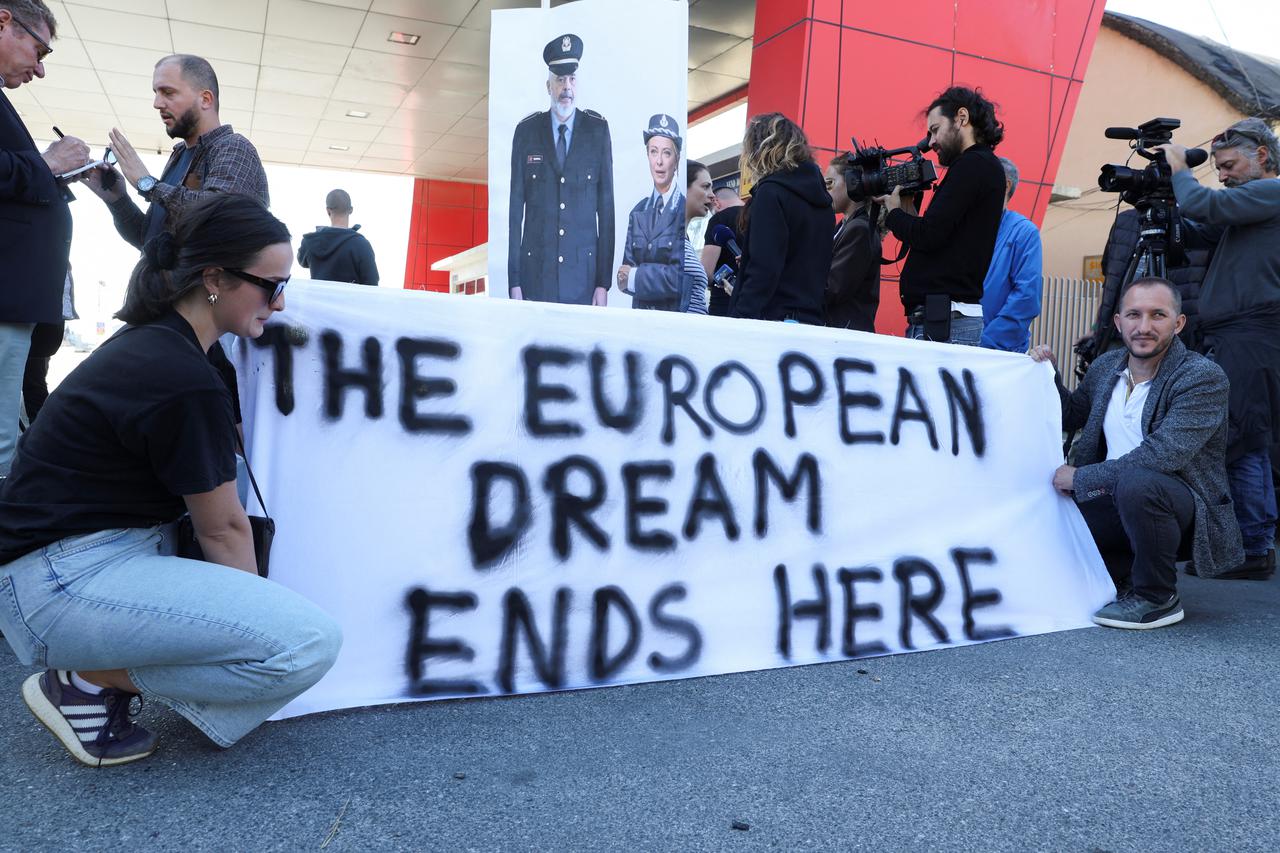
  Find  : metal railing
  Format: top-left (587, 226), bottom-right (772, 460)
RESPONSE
top-left (1028, 276), bottom-right (1103, 388)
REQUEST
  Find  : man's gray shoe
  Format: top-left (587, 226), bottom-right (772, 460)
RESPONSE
top-left (1093, 594), bottom-right (1185, 630)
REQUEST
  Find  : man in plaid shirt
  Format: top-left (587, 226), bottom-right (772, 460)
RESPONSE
top-left (84, 53), bottom-right (268, 248)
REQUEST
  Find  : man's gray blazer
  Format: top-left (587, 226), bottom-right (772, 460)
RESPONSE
top-left (1061, 337), bottom-right (1244, 578)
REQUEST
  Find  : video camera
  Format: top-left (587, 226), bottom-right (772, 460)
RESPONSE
top-left (1074, 118), bottom-right (1209, 380)
top-left (842, 138), bottom-right (938, 203)
top-left (1097, 117), bottom-right (1207, 205)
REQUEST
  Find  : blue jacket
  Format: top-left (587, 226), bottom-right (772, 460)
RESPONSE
top-left (980, 208), bottom-right (1042, 352)
top-left (0, 92), bottom-right (73, 325)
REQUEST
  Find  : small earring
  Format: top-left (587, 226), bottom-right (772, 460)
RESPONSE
top-left (208, 293), bottom-right (218, 305)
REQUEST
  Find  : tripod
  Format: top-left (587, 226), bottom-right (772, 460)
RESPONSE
top-left (1075, 196), bottom-right (1184, 380)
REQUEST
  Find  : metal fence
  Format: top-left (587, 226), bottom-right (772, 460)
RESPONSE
top-left (1029, 276), bottom-right (1103, 388)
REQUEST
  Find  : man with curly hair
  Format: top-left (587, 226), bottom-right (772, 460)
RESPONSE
top-left (877, 86), bottom-right (1007, 345)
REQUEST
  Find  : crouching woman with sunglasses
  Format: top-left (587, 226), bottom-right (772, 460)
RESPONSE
top-left (0, 194), bottom-right (341, 767)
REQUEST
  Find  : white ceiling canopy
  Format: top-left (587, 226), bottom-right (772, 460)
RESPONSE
top-left (10, 0), bottom-right (754, 182)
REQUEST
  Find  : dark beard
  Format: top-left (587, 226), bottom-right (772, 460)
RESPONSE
top-left (936, 138), bottom-right (962, 167)
top-left (167, 105), bottom-right (200, 140)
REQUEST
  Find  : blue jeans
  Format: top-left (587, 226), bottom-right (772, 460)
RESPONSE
top-left (907, 315), bottom-right (984, 346)
top-left (1226, 448), bottom-right (1277, 555)
top-left (0, 321), bottom-right (34, 475)
top-left (0, 526), bottom-right (342, 747)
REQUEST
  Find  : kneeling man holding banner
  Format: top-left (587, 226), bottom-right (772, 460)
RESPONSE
top-left (1032, 277), bottom-right (1242, 629)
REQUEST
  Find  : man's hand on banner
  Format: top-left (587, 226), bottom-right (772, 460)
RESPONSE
top-left (592, 286), bottom-right (608, 306)
top-left (1028, 344), bottom-right (1058, 368)
top-left (1053, 464), bottom-right (1077, 496)
top-left (616, 265), bottom-right (632, 294)
top-left (510, 286), bottom-right (524, 300)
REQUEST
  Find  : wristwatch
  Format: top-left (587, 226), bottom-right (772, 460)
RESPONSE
top-left (137, 175), bottom-right (158, 199)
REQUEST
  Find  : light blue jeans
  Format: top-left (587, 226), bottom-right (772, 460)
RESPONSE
top-left (0, 525), bottom-right (342, 747)
top-left (0, 321), bottom-right (34, 475)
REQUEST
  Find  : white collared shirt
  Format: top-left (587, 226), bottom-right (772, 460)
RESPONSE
top-left (1104, 368), bottom-right (1150, 460)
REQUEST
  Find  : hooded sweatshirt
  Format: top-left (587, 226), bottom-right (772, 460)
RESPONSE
top-left (730, 160), bottom-right (835, 324)
top-left (298, 225), bottom-right (380, 286)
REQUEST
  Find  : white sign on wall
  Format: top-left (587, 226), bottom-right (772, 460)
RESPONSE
top-left (232, 283), bottom-right (1114, 719)
top-left (487, 0), bottom-right (689, 307)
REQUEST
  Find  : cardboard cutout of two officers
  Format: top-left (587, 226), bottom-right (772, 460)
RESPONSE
top-left (508, 34), bottom-right (615, 306)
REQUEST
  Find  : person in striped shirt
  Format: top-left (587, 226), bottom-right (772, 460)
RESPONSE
top-left (683, 160), bottom-right (715, 315)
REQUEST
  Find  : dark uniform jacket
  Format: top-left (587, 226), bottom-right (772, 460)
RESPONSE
top-left (0, 91), bottom-right (72, 325)
top-left (508, 108), bottom-right (614, 304)
top-left (624, 190), bottom-right (687, 311)
top-left (825, 206), bottom-right (880, 332)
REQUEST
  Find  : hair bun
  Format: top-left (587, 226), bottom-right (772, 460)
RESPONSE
top-left (144, 232), bottom-right (178, 270)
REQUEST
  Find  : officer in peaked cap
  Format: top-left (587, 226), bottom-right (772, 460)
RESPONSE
top-left (618, 114), bottom-right (687, 311)
top-left (543, 32), bottom-right (582, 74)
top-left (508, 33), bottom-right (615, 306)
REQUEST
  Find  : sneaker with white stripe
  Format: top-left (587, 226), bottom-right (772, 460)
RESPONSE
top-left (22, 670), bottom-right (157, 767)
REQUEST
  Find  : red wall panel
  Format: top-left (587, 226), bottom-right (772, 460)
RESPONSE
top-left (755, 0), bottom-right (809, 43)
top-left (955, 0), bottom-right (1056, 73)
top-left (403, 178), bottom-right (487, 291)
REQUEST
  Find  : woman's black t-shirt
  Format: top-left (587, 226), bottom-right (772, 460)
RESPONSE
top-left (0, 311), bottom-right (238, 564)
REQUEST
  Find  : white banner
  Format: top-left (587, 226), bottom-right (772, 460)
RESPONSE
top-left (233, 283), bottom-right (1114, 719)
top-left (487, 0), bottom-right (689, 306)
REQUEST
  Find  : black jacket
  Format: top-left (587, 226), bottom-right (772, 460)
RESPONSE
top-left (0, 92), bottom-right (73, 325)
top-left (886, 143), bottom-right (1005, 312)
top-left (825, 207), bottom-right (880, 332)
top-left (730, 160), bottom-right (834, 324)
top-left (298, 225), bottom-right (380, 286)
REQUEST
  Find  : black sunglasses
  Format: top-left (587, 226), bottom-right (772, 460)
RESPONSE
top-left (12, 17), bottom-right (52, 61)
top-left (224, 268), bottom-right (288, 303)
top-left (1212, 127), bottom-right (1265, 147)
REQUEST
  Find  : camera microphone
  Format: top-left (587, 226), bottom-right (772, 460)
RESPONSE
top-left (1104, 127), bottom-right (1142, 140)
top-left (1185, 148), bottom-right (1209, 167)
top-left (710, 224), bottom-right (741, 258)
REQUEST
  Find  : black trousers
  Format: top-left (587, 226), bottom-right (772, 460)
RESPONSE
top-left (1077, 466), bottom-right (1195, 603)
top-left (21, 321), bottom-right (63, 424)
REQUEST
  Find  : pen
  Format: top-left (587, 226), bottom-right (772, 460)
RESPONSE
top-left (52, 126), bottom-right (65, 139)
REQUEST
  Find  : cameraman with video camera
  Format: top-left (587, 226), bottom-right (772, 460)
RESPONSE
top-left (1160, 118), bottom-right (1280, 579)
top-left (877, 86), bottom-right (1007, 345)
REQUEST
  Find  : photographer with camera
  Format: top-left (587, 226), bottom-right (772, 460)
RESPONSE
top-left (1076, 118), bottom-right (1215, 375)
top-left (1160, 118), bottom-right (1280, 579)
top-left (876, 86), bottom-right (1006, 345)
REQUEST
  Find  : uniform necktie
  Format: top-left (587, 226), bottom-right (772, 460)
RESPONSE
top-left (655, 196), bottom-right (664, 215)
top-left (556, 123), bottom-right (567, 170)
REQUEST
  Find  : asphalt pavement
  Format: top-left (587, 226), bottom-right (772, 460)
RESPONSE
top-left (1, 571), bottom-right (1277, 852)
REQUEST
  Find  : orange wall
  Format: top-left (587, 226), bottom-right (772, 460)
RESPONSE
top-left (403, 179), bottom-right (488, 292)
